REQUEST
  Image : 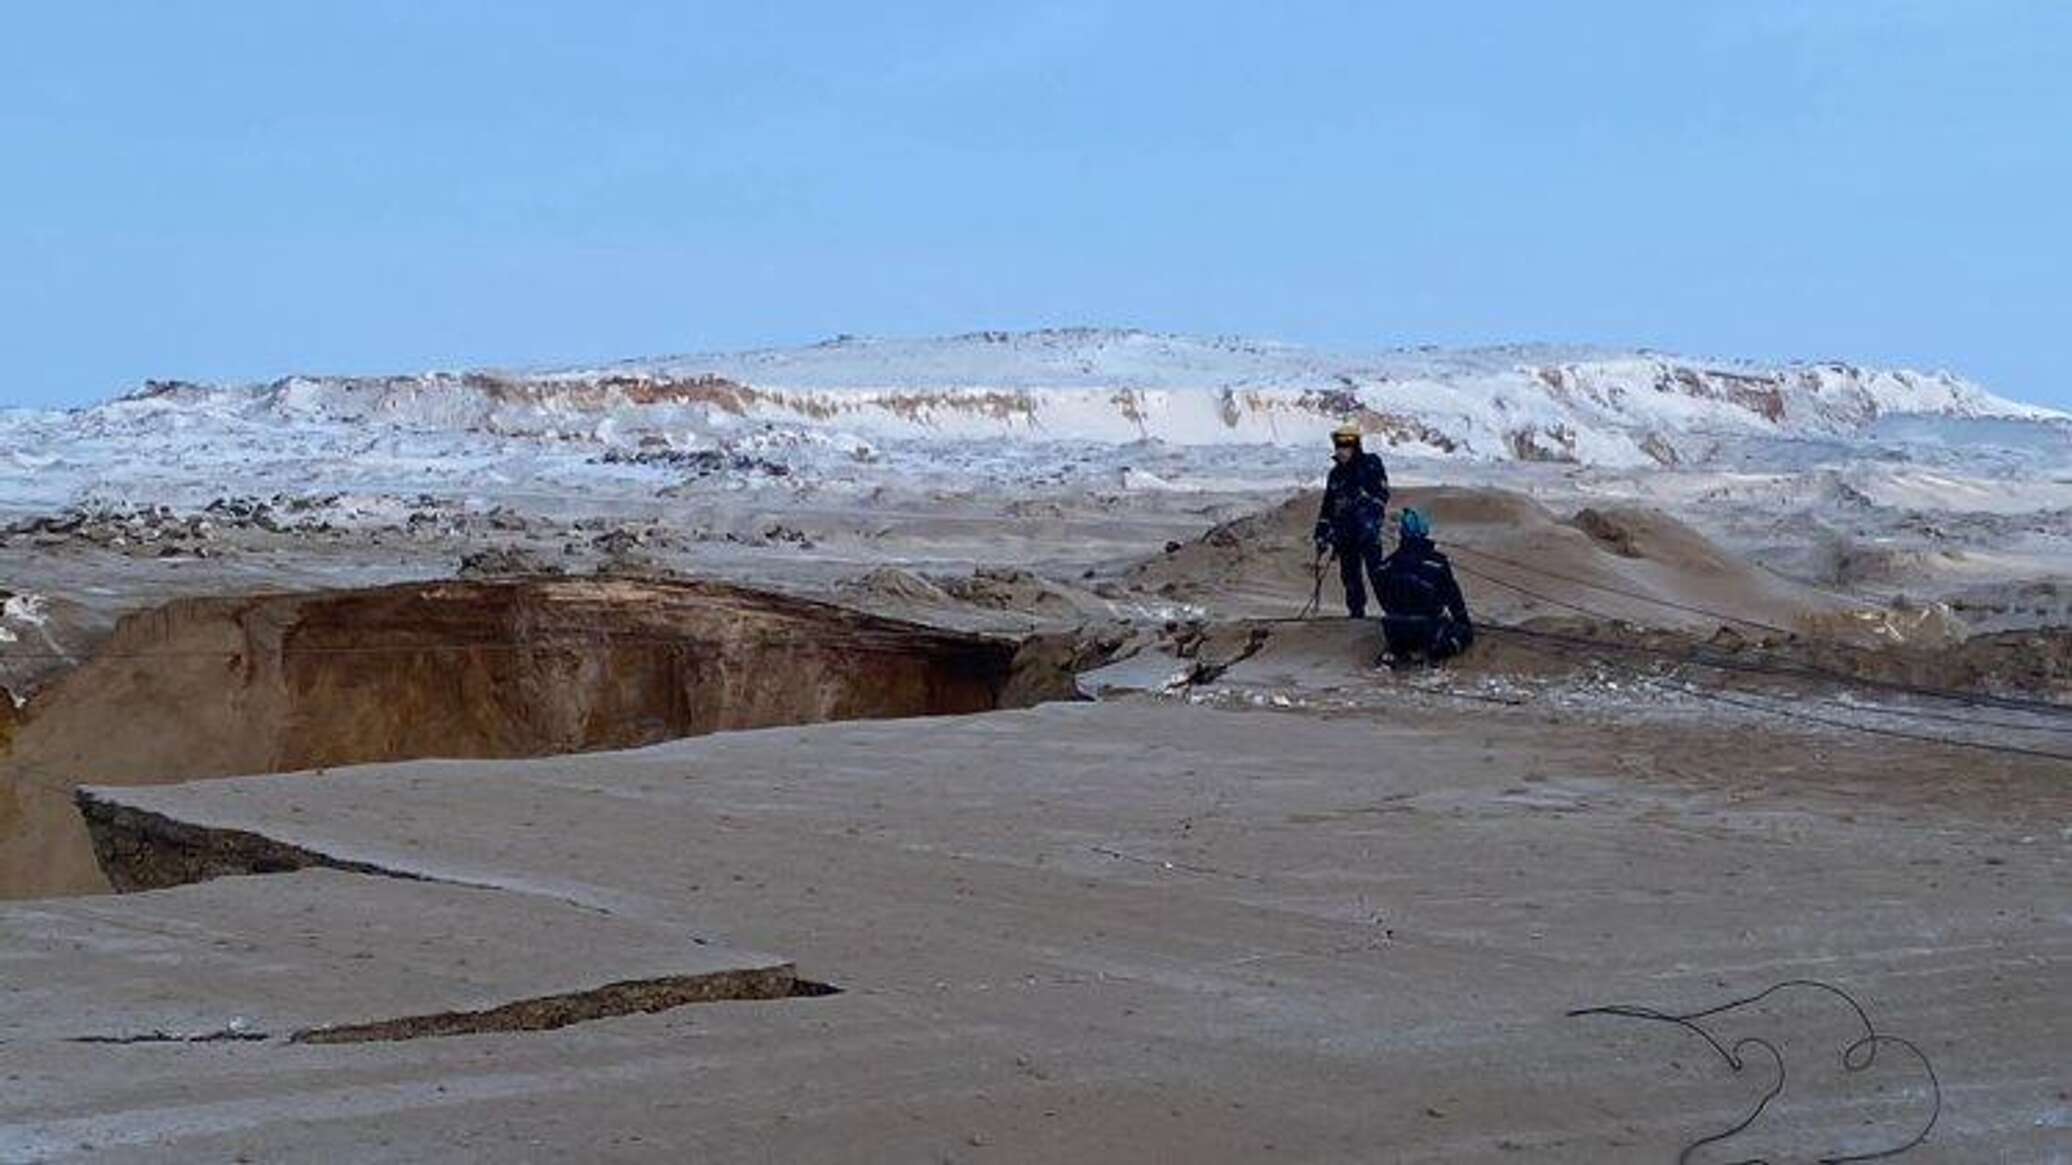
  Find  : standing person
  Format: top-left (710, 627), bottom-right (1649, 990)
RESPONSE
top-left (1312, 423), bottom-right (1391, 618)
top-left (1378, 508), bottom-right (1474, 666)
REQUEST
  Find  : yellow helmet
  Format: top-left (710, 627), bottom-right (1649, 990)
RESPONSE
top-left (1331, 422), bottom-right (1363, 446)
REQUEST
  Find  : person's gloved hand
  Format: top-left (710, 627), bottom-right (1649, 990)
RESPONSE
top-left (1313, 522), bottom-right (1331, 553)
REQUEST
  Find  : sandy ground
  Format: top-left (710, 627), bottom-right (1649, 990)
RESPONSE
top-left (3, 450), bottom-right (2070, 1162)
top-left (6, 700), bottom-right (2064, 1163)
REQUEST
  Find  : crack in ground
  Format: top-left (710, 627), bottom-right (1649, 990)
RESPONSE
top-left (59, 976), bottom-right (843, 1048)
top-left (70, 1028), bottom-right (270, 1045)
top-left (73, 793), bottom-right (614, 915)
top-left (64, 794), bottom-right (849, 1048)
top-left (292, 969), bottom-right (836, 1044)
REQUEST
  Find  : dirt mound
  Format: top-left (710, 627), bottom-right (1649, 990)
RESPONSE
top-left (1406, 486), bottom-right (1556, 530)
top-left (1125, 486), bottom-right (1882, 641)
top-left (1, 578), bottom-right (1019, 899)
top-left (1568, 506), bottom-right (1733, 570)
top-left (1122, 494), bottom-right (1322, 611)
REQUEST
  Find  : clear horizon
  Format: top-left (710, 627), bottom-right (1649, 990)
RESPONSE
top-left (5, 2), bottom-right (2067, 408)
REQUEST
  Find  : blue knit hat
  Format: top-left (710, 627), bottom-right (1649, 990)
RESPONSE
top-left (1399, 509), bottom-right (1431, 539)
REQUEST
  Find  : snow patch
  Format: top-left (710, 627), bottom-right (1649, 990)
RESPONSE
top-left (3, 330), bottom-right (2065, 515)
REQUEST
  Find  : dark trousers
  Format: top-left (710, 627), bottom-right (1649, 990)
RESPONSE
top-left (1335, 539), bottom-right (1387, 617)
top-left (1382, 614), bottom-right (1474, 662)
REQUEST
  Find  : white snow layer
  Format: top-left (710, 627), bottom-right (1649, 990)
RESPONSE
top-left (1, 329), bottom-right (2064, 511)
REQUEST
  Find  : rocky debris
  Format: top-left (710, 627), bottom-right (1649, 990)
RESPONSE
top-left (4, 503), bottom-right (219, 556)
top-left (588, 527), bottom-right (663, 576)
top-left (3, 512), bottom-right (87, 538)
top-left (457, 547), bottom-right (563, 579)
top-left (484, 506), bottom-right (531, 532)
top-left (0, 490), bottom-right (851, 582)
top-left (591, 527), bottom-right (648, 557)
top-left (761, 523), bottom-right (813, 549)
top-left (595, 446), bottom-right (791, 478)
top-left (207, 493), bottom-right (341, 526)
top-left (0, 494), bottom-right (569, 558)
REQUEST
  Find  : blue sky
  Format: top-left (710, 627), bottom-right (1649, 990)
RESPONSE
top-left (3, 1), bottom-right (2067, 407)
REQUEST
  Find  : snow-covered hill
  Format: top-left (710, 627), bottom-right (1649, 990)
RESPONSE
top-left (581, 329), bottom-right (2053, 461)
top-left (2, 329), bottom-right (2064, 513)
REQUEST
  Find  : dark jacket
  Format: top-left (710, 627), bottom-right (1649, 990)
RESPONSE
top-left (1379, 535), bottom-right (1470, 625)
top-left (1314, 451), bottom-right (1390, 548)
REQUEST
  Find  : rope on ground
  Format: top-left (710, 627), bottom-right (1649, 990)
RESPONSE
top-left (1635, 675), bottom-right (2072, 763)
top-left (1463, 618), bottom-right (2072, 761)
top-left (1437, 553), bottom-right (2072, 758)
top-left (1476, 620), bottom-right (2072, 736)
top-left (1447, 542), bottom-right (2072, 719)
top-left (1569, 978), bottom-right (1940, 1164)
top-left (1449, 540), bottom-right (1813, 638)
top-left (1448, 556), bottom-right (2072, 722)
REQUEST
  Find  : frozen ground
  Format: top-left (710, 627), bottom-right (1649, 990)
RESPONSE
top-left (3, 331), bottom-right (2070, 1163)
top-left (5, 329), bottom-right (2072, 693)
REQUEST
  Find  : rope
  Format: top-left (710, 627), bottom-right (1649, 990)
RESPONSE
top-left (1570, 979), bottom-right (1940, 1163)
top-left (1446, 544), bottom-right (2072, 719)
top-left (1474, 621), bottom-right (2072, 735)
top-left (1296, 548), bottom-right (1333, 621)
top-left (1636, 675), bottom-right (2072, 763)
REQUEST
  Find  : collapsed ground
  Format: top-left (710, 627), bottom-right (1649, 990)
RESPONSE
top-left (9, 483), bottom-right (2072, 902)
top-left (0, 471), bottom-right (2068, 1161)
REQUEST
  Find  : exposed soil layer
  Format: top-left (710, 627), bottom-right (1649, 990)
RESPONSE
top-left (291, 966), bottom-right (802, 1044)
top-left (75, 794), bottom-right (426, 893)
top-left (3, 577), bottom-right (1021, 898)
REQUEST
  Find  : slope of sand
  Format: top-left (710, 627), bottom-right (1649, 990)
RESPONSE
top-left (27, 701), bottom-right (2065, 1162)
top-left (1125, 485), bottom-right (1915, 641)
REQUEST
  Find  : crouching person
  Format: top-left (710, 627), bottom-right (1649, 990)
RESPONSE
top-left (1378, 509), bottom-right (1474, 666)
